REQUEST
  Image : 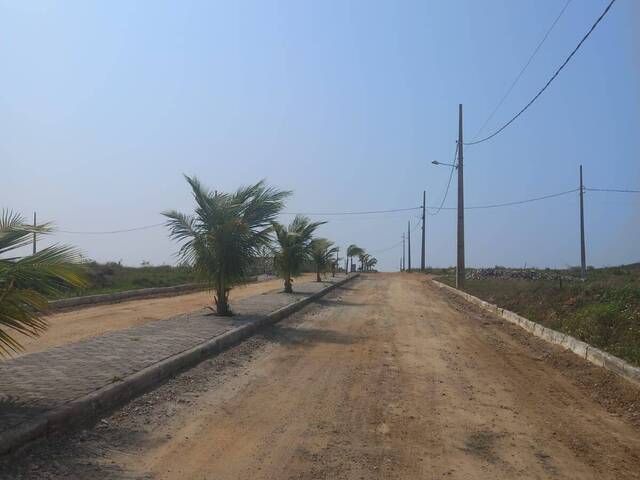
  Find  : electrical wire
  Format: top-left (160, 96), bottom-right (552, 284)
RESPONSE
top-left (57, 223), bottom-right (165, 234)
top-left (465, 0), bottom-right (617, 146)
top-left (471, 0), bottom-right (572, 142)
top-left (55, 185), bottom-right (629, 235)
top-left (280, 207), bottom-right (420, 216)
top-left (428, 188), bottom-right (579, 211)
top-left (586, 187), bottom-right (640, 193)
top-left (370, 239), bottom-right (404, 254)
top-left (55, 208), bottom-right (421, 234)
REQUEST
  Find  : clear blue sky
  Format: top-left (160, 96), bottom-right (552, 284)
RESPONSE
top-left (2, 0), bottom-right (638, 271)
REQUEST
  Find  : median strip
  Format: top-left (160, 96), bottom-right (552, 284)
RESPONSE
top-left (0, 274), bottom-right (358, 456)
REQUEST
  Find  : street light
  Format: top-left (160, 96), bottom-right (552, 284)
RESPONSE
top-left (431, 160), bottom-right (457, 168)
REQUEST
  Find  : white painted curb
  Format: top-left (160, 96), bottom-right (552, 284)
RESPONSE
top-left (433, 279), bottom-right (640, 387)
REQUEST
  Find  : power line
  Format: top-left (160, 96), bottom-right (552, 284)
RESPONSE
top-left (465, 0), bottom-right (617, 146)
top-left (471, 0), bottom-right (572, 142)
top-left (281, 207), bottom-right (420, 216)
top-left (57, 223), bottom-right (165, 234)
top-left (428, 188), bottom-right (579, 211)
top-left (586, 187), bottom-right (640, 193)
top-left (55, 207), bottom-right (421, 234)
top-left (53, 185), bottom-right (631, 235)
top-left (370, 239), bottom-right (404, 254)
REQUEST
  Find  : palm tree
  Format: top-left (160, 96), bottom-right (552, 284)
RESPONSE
top-left (358, 252), bottom-right (369, 271)
top-left (309, 238), bottom-right (338, 282)
top-left (365, 256), bottom-right (378, 271)
top-left (273, 215), bottom-right (325, 293)
top-left (164, 176), bottom-right (290, 316)
top-left (346, 244), bottom-right (363, 273)
top-left (0, 210), bottom-right (86, 356)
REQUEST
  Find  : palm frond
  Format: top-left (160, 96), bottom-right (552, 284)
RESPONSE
top-left (0, 211), bottom-right (87, 356)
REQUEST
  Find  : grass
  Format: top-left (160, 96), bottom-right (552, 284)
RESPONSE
top-left (435, 264), bottom-right (640, 367)
top-left (60, 262), bottom-right (197, 298)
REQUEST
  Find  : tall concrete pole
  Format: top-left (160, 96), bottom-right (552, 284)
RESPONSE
top-left (579, 165), bottom-right (587, 279)
top-left (32, 212), bottom-right (37, 255)
top-left (402, 234), bottom-right (405, 271)
top-left (407, 221), bottom-right (412, 272)
top-left (421, 190), bottom-right (426, 271)
top-left (456, 104), bottom-right (465, 289)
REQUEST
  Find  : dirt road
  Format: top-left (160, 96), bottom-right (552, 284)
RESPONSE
top-left (16, 274), bottom-right (313, 356)
top-left (4, 273), bottom-right (640, 479)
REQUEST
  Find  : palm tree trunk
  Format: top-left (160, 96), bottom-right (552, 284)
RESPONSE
top-left (316, 266), bottom-right (321, 282)
top-left (215, 271), bottom-right (231, 316)
top-left (284, 274), bottom-right (293, 293)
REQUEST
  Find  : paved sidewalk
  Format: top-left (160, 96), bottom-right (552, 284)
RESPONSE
top-left (0, 276), bottom-right (350, 443)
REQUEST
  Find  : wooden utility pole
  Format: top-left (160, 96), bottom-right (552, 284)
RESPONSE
top-left (579, 165), bottom-right (587, 279)
top-left (456, 104), bottom-right (465, 289)
top-left (32, 212), bottom-right (37, 255)
top-left (421, 190), bottom-right (426, 271)
top-left (407, 221), bottom-right (411, 271)
top-left (402, 234), bottom-right (405, 271)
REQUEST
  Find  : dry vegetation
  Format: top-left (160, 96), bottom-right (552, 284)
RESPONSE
top-left (435, 264), bottom-right (640, 366)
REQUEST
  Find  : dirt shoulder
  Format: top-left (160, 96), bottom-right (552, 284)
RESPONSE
top-left (14, 274), bottom-right (313, 357)
top-left (2, 273), bottom-right (639, 479)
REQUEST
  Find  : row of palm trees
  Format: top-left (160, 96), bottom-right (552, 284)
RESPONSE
top-left (346, 244), bottom-right (378, 273)
top-left (0, 176), bottom-right (374, 354)
top-left (164, 176), bottom-right (347, 315)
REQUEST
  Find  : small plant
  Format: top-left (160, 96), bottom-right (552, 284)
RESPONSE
top-left (164, 176), bottom-right (290, 315)
top-left (273, 215), bottom-right (325, 293)
top-left (346, 244), bottom-right (364, 273)
top-left (310, 238), bottom-right (338, 282)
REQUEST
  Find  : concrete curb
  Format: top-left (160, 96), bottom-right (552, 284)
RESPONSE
top-left (432, 279), bottom-right (640, 387)
top-left (0, 274), bottom-right (359, 456)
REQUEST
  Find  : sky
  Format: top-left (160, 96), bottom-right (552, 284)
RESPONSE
top-left (2, 0), bottom-right (638, 271)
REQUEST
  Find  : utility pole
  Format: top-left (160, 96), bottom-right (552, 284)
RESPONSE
top-left (421, 190), bottom-right (426, 271)
top-left (407, 221), bottom-right (411, 272)
top-left (456, 104), bottom-right (465, 289)
top-left (402, 233), bottom-right (405, 271)
top-left (579, 165), bottom-right (587, 280)
top-left (32, 212), bottom-right (37, 255)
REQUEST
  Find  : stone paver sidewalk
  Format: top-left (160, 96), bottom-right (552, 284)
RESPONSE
top-left (0, 276), bottom-right (350, 444)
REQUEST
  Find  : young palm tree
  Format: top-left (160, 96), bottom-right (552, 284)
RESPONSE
top-left (358, 252), bottom-right (369, 271)
top-left (164, 176), bottom-right (290, 316)
top-left (346, 244), bottom-right (363, 273)
top-left (365, 256), bottom-right (378, 271)
top-left (273, 215), bottom-right (325, 293)
top-left (0, 210), bottom-right (86, 356)
top-left (309, 238), bottom-right (338, 282)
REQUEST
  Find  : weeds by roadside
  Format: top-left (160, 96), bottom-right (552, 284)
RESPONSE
top-left (435, 264), bottom-right (640, 366)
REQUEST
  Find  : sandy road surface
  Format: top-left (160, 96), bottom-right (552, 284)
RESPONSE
top-left (15, 274), bottom-right (313, 356)
top-left (3, 273), bottom-right (639, 479)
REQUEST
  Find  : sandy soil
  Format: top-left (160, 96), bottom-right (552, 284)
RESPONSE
top-left (15, 274), bottom-right (314, 356)
top-left (3, 273), bottom-right (639, 479)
